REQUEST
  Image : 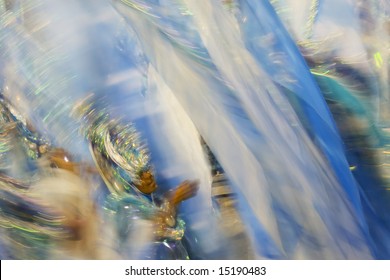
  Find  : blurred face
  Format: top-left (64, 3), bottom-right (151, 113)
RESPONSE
top-left (135, 170), bottom-right (157, 194)
top-left (48, 148), bottom-right (77, 173)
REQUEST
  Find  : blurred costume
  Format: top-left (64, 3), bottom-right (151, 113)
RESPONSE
top-left (0, 0), bottom-right (390, 259)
